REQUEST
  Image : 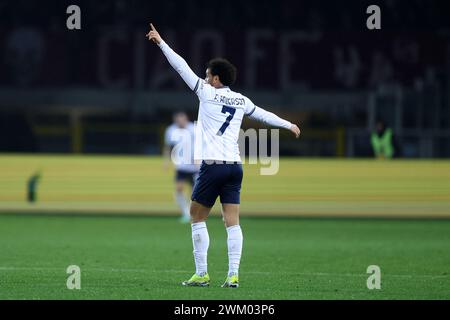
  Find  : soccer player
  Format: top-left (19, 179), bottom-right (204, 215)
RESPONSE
top-left (147, 23), bottom-right (300, 288)
top-left (164, 111), bottom-right (199, 223)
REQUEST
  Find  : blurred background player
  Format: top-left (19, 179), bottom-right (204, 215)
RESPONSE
top-left (371, 120), bottom-right (395, 159)
top-left (163, 111), bottom-right (199, 223)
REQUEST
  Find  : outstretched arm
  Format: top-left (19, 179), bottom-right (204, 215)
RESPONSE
top-left (248, 106), bottom-right (301, 138)
top-left (146, 23), bottom-right (200, 91)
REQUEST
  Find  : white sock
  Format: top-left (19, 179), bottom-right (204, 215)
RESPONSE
top-left (191, 222), bottom-right (209, 275)
top-left (227, 225), bottom-right (243, 276)
top-left (175, 191), bottom-right (190, 218)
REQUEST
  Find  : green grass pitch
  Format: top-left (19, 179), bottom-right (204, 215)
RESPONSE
top-left (0, 214), bottom-right (449, 299)
top-left (0, 155), bottom-right (449, 299)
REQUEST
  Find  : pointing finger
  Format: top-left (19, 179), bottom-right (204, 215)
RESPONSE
top-left (150, 23), bottom-right (156, 31)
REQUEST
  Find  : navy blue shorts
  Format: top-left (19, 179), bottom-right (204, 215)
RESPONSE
top-left (191, 160), bottom-right (243, 208)
top-left (175, 170), bottom-right (198, 186)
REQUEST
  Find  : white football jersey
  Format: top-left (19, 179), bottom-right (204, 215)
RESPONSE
top-left (193, 81), bottom-right (256, 162)
top-left (156, 39), bottom-right (292, 163)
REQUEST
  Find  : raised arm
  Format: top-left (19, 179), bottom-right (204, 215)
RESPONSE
top-left (146, 23), bottom-right (200, 91)
top-left (248, 106), bottom-right (301, 138)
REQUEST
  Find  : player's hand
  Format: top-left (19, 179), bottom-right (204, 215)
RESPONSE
top-left (290, 124), bottom-right (301, 138)
top-left (146, 23), bottom-right (162, 44)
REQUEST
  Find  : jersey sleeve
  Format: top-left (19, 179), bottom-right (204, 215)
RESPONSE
top-left (247, 105), bottom-right (292, 130)
top-left (157, 40), bottom-right (200, 91)
top-left (244, 97), bottom-right (257, 116)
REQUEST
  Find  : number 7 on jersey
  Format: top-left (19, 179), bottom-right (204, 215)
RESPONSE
top-left (217, 105), bottom-right (236, 136)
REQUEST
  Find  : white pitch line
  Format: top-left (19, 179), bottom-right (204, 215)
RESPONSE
top-left (0, 266), bottom-right (448, 279)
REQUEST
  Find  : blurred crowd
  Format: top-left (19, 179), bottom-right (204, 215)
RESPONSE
top-left (1, 0), bottom-right (448, 31)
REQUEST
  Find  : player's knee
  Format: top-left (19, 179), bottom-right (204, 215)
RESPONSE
top-left (190, 207), bottom-right (208, 222)
top-left (190, 211), bottom-right (207, 223)
top-left (223, 215), bottom-right (239, 228)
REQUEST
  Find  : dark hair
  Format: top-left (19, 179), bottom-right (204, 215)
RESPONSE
top-left (207, 58), bottom-right (237, 86)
